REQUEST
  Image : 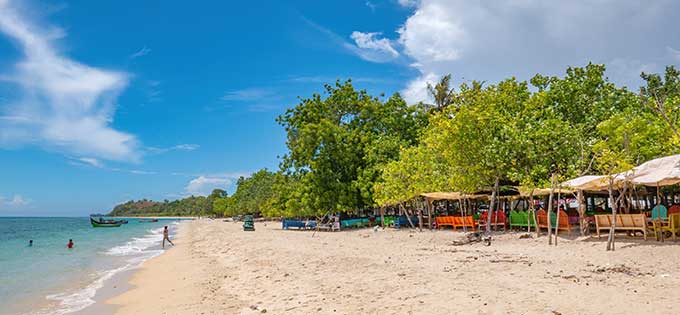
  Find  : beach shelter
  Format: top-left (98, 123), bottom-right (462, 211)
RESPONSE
top-left (561, 175), bottom-right (610, 191)
top-left (629, 154), bottom-right (680, 187)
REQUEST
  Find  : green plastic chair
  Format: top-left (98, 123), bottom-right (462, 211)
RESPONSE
top-left (653, 205), bottom-right (668, 220)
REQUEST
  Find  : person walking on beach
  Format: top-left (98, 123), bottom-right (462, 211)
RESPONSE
top-left (67, 239), bottom-right (74, 249)
top-left (162, 226), bottom-right (174, 248)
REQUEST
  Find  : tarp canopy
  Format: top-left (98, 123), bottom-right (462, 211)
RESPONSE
top-left (420, 192), bottom-right (487, 201)
top-left (561, 175), bottom-right (611, 191)
top-left (629, 154), bottom-right (680, 187)
top-left (519, 187), bottom-right (574, 197)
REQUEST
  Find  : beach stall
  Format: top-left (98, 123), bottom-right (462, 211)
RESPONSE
top-left (626, 154), bottom-right (680, 241)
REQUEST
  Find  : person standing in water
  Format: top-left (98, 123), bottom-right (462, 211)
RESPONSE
top-left (28, 240), bottom-right (33, 247)
top-left (162, 226), bottom-right (174, 248)
top-left (67, 239), bottom-right (74, 249)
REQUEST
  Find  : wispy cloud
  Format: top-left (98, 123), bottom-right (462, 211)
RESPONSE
top-left (0, 1), bottom-right (140, 162)
top-left (286, 75), bottom-right (396, 85)
top-left (220, 88), bottom-right (277, 101)
top-left (302, 16), bottom-right (399, 64)
top-left (185, 175), bottom-right (234, 196)
top-left (0, 194), bottom-right (31, 209)
top-left (78, 157), bottom-right (103, 168)
top-left (365, 1), bottom-right (377, 11)
top-left (145, 143), bottom-right (200, 155)
top-left (347, 31), bottom-right (399, 62)
top-left (130, 46), bottom-right (151, 59)
top-left (218, 87), bottom-right (285, 112)
top-left (667, 46), bottom-right (680, 61)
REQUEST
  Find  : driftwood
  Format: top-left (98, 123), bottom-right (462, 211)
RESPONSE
top-left (451, 232), bottom-right (491, 246)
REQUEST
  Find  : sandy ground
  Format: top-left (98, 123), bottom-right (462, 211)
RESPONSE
top-left (108, 219), bottom-right (680, 315)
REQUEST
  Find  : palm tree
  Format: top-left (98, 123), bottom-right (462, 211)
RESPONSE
top-left (426, 74), bottom-right (456, 112)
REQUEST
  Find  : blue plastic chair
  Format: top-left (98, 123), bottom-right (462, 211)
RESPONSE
top-left (652, 204), bottom-right (668, 220)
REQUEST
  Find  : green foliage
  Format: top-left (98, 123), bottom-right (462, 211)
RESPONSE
top-left (277, 80), bottom-right (428, 214)
top-left (108, 196), bottom-right (212, 217)
top-left (213, 169), bottom-right (276, 217)
top-left (640, 66), bottom-right (680, 141)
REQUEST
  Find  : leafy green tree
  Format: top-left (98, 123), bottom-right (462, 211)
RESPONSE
top-left (277, 80), bottom-right (427, 215)
top-left (640, 66), bottom-right (680, 141)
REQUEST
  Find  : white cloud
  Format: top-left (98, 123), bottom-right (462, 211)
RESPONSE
top-left (78, 157), bottom-right (103, 168)
top-left (130, 46), bottom-right (151, 59)
top-left (0, 194), bottom-right (30, 208)
top-left (389, 0), bottom-right (680, 103)
top-left (185, 176), bottom-right (233, 196)
top-left (0, 1), bottom-right (140, 161)
top-left (401, 72), bottom-right (437, 105)
top-left (348, 31), bottom-right (399, 63)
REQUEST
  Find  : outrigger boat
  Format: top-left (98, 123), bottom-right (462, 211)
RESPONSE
top-left (90, 216), bottom-right (124, 227)
top-left (138, 218), bottom-right (159, 223)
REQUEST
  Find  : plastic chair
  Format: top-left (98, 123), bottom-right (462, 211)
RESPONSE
top-left (652, 204), bottom-right (668, 220)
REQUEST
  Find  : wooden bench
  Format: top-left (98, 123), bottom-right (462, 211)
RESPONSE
top-left (594, 214), bottom-right (647, 240)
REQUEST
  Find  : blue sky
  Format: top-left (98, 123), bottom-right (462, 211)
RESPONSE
top-left (1, 0), bottom-right (679, 216)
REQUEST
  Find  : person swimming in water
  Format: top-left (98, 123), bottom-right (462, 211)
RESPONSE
top-left (162, 226), bottom-right (174, 248)
top-left (67, 239), bottom-right (73, 249)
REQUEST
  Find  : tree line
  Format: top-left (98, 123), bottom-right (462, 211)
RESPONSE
top-left (112, 63), bottom-right (680, 219)
top-left (216, 63), bottom-right (680, 219)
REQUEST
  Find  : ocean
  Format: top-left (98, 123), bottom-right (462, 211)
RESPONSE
top-left (0, 217), bottom-right (181, 315)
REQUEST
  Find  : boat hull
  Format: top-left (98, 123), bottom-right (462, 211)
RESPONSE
top-left (90, 217), bottom-right (122, 227)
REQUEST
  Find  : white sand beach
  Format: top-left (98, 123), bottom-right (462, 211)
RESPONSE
top-left (107, 219), bottom-right (680, 314)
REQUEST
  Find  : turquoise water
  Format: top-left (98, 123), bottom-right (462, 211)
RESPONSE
top-left (0, 217), bottom-right (181, 315)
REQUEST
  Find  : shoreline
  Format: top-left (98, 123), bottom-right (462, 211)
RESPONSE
top-left (67, 221), bottom-right (185, 315)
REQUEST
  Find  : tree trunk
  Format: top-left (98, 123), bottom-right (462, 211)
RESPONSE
top-left (380, 206), bottom-right (385, 228)
top-left (417, 201), bottom-right (424, 231)
top-left (399, 203), bottom-right (416, 229)
top-left (577, 190), bottom-right (587, 236)
top-left (547, 174), bottom-right (556, 245)
top-left (426, 199), bottom-right (433, 230)
top-left (606, 179), bottom-right (617, 251)
top-left (554, 185), bottom-right (562, 246)
top-left (528, 190), bottom-right (535, 234)
top-left (486, 177), bottom-right (500, 236)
